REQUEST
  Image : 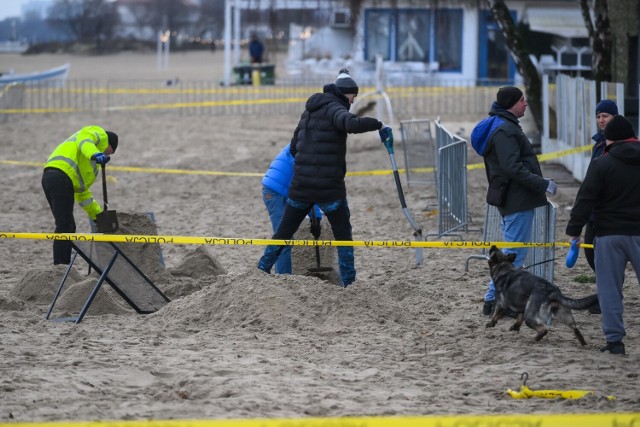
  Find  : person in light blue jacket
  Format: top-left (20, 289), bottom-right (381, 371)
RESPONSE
top-left (262, 145), bottom-right (322, 274)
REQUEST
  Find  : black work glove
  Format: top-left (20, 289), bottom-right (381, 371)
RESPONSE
top-left (310, 218), bottom-right (321, 239)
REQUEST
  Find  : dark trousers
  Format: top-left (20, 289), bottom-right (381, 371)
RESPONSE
top-left (258, 199), bottom-right (355, 285)
top-left (584, 221), bottom-right (596, 271)
top-left (42, 168), bottom-right (76, 264)
top-left (273, 200), bottom-right (352, 243)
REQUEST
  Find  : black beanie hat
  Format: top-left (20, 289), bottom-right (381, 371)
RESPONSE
top-left (496, 86), bottom-right (523, 109)
top-left (106, 131), bottom-right (119, 153)
top-left (604, 115), bottom-right (636, 141)
top-left (335, 68), bottom-right (359, 95)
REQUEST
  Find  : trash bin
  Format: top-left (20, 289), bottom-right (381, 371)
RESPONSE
top-left (232, 64), bottom-right (275, 85)
top-left (256, 64), bottom-right (275, 85)
top-left (232, 65), bottom-right (253, 85)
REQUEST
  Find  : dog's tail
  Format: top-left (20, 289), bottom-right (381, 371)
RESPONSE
top-left (557, 294), bottom-right (599, 310)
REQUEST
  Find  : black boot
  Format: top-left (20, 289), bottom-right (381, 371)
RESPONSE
top-left (600, 341), bottom-right (625, 355)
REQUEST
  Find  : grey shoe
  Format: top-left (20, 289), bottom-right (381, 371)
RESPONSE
top-left (600, 341), bottom-right (625, 355)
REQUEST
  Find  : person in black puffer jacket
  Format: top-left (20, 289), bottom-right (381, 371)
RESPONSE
top-left (258, 68), bottom-right (386, 287)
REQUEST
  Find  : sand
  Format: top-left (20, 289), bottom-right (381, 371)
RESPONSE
top-left (1, 51), bottom-right (639, 422)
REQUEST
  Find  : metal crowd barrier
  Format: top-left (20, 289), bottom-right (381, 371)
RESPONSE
top-left (426, 120), bottom-right (469, 239)
top-left (465, 202), bottom-right (556, 282)
top-left (0, 83), bottom-right (25, 122)
top-left (1, 78), bottom-right (502, 119)
top-left (399, 119), bottom-right (435, 187)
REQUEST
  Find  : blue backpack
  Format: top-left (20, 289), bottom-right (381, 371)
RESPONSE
top-left (471, 115), bottom-right (504, 156)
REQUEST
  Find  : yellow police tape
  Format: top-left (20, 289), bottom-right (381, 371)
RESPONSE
top-left (1, 413), bottom-right (639, 427)
top-left (0, 96), bottom-right (309, 114)
top-left (0, 144), bottom-right (593, 177)
top-left (0, 232), bottom-right (594, 249)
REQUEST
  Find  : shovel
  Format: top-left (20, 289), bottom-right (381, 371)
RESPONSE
top-left (307, 208), bottom-right (333, 275)
top-left (380, 127), bottom-right (424, 266)
top-left (95, 163), bottom-right (119, 233)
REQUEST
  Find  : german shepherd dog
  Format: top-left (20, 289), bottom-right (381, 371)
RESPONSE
top-left (485, 246), bottom-right (598, 345)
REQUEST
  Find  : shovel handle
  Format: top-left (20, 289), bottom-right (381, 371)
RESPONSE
top-left (101, 164), bottom-right (108, 209)
top-left (309, 208), bottom-right (322, 268)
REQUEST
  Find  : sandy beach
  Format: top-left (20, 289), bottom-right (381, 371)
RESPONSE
top-left (1, 51), bottom-right (639, 422)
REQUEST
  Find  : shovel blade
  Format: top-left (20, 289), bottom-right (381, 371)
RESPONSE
top-left (414, 230), bottom-right (424, 266)
top-left (96, 209), bottom-right (119, 233)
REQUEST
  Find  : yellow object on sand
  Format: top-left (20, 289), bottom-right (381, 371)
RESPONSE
top-left (507, 385), bottom-right (593, 399)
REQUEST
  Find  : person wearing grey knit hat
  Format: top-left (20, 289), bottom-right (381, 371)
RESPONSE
top-left (258, 66), bottom-right (385, 288)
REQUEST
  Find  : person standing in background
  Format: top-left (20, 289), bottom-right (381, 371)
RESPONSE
top-left (249, 34), bottom-right (264, 63)
top-left (584, 99), bottom-right (618, 271)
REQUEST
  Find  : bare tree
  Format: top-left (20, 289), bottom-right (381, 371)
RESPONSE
top-left (47, 0), bottom-right (119, 49)
top-left (148, 0), bottom-right (191, 34)
top-left (197, 0), bottom-right (225, 39)
top-left (486, 0), bottom-right (542, 132)
top-left (577, 0), bottom-right (613, 87)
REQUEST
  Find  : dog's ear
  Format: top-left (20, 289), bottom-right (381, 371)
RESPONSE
top-left (507, 252), bottom-right (516, 263)
top-left (488, 246), bottom-right (500, 266)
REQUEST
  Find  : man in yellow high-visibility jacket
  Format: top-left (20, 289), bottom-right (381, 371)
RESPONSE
top-left (42, 126), bottom-right (119, 264)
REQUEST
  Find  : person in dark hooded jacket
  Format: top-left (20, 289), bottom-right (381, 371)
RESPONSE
top-left (566, 115), bottom-right (640, 355)
top-left (471, 86), bottom-right (556, 316)
top-left (258, 68), bottom-right (386, 286)
top-left (583, 99), bottom-right (618, 273)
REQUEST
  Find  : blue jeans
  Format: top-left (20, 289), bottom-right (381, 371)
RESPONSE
top-left (485, 209), bottom-right (534, 301)
top-left (262, 186), bottom-right (291, 274)
top-left (258, 198), bottom-right (355, 286)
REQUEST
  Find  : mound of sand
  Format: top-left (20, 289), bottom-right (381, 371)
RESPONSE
top-left (9, 264), bottom-right (84, 305)
top-left (150, 267), bottom-right (420, 335)
top-left (169, 246), bottom-right (227, 279)
top-left (51, 278), bottom-right (134, 317)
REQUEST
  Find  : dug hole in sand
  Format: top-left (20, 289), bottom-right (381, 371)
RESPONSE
top-left (8, 211), bottom-right (342, 319)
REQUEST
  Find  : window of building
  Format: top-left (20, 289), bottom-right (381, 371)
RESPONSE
top-left (365, 8), bottom-right (463, 72)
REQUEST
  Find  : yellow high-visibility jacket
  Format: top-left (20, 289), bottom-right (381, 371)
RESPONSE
top-left (44, 126), bottom-right (109, 220)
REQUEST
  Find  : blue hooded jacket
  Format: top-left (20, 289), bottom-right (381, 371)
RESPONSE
top-left (471, 102), bottom-right (548, 215)
top-left (262, 145), bottom-right (294, 197)
top-left (262, 145), bottom-right (323, 219)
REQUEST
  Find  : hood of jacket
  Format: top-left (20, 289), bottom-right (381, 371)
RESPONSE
top-left (304, 83), bottom-right (349, 113)
top-left (470, 102), bottom-right (518, 156)
top-left (607, 139), bottom-right (640, 165)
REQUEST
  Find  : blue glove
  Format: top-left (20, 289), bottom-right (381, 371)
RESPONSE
top-left (379, 126), bottom-right (392, 143)
top-left (92, 152), bottom-right (110, 165)
top-left (546, 179), bottom-right (557, 195)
